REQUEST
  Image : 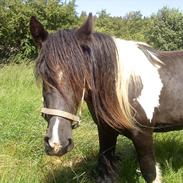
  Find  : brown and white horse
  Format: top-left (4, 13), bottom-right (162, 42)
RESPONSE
top-left (30, 14), bottom-right (183, 183)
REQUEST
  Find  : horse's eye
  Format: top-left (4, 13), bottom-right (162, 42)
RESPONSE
top-left (81, 44), bottom-right (91, 55)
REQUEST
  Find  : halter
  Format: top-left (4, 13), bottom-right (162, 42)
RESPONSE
top-left (41, 88), bottom-right (85, 129)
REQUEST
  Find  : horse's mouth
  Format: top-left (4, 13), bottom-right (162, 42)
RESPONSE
top-left (45, 139), bottom-right (74, 156)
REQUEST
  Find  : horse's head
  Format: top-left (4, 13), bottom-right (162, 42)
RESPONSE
top-left (30, 14), bottom-right (94, 156)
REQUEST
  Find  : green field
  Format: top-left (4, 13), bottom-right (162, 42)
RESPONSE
top-left (0, 63), bottom-right (183, 183)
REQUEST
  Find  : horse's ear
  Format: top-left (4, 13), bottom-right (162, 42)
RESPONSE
top-left (30, 16), bottom-right (48, 48)
top-left (76, 13), bottom-right (94, 40)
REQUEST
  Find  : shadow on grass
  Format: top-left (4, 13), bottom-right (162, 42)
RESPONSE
top-left (44, 139), bottom-right (141, 183)
top-left (44, 133), bottom-right (183, 183)
top-left (44, 154), bottom-right (97, 183)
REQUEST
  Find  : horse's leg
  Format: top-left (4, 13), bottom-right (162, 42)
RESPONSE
top-left (130, 130), bottom-right (162, 183)
top-left (96, 123), bottom-right (119, 183)
top-left (86, 94), bottom-right (119, 182)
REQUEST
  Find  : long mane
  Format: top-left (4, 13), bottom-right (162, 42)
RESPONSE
top-left (35, 29), bottom-right (134, 129)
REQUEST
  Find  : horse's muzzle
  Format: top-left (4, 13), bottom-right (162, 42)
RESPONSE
top-left (44, 137), bottom-right (74, 156)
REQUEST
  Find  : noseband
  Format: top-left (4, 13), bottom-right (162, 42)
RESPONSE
top-left (41, 89), bottom-right (85, 129)
top-left (41, 107), bottom-right (80, 128)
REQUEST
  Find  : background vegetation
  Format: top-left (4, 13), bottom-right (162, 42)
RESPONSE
top-left (1, 0), bottom-right (183, 63)
top-left (1, 0), bottom-right (183, 183)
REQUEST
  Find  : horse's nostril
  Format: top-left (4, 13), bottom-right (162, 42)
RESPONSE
top-left (68, 138), bottom-right (72, 145)
top-left (67, 138), bottom-right (74, 152)
top-left (44, 136), bottom-right (50, 146)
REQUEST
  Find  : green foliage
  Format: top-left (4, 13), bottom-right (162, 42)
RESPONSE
top-left (93, 8), bottom-right (183, 50)
top-left (0, 0), bottom-right (78, 62)
top-left (146, 7), bottom-right (183, 50)
top-left (1, 4), bottom-right (183, 63)
top-left (95, 10), bottom-right (151, 42)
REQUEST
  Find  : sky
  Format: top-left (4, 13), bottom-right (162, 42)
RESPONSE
top-left (75, 0), bottom-right (183, 17)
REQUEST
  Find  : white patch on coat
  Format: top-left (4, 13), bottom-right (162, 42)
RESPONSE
top-left (152, 163), bottom-right (162, 183)
top-left (58, 71), bottom-right (63, 80)
top-left (48, 117), bottom-right (61, 148)
top-left (113, 38), bottom-right (163, 121)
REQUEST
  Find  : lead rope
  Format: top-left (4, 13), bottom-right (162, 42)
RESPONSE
top-left (72, 88), bottom-right (85, 129)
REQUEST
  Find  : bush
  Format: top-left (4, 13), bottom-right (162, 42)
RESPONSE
top-left (0, 0), bottom-right (79, 63)
top-left (146, 7), bottom-right (183, 50)
top-left (1, 4), bottom-right (183, 63)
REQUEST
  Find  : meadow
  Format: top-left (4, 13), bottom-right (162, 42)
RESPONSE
top-left (0, 63), bottom-right (183, 183)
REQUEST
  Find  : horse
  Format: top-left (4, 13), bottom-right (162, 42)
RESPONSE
top-left (30, 14), bottom-right (183, 183)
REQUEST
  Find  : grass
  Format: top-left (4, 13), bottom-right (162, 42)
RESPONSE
top-left (0, 63), bottom-right (183, 183)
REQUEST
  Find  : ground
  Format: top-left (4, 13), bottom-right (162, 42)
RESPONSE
top-left (0, 63), bottom-right (183, 183)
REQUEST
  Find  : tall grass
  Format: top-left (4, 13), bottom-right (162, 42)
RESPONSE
top-left (0, 63), bottom-right (183, 183)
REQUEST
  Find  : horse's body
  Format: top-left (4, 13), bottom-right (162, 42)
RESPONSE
top-left (116, 39), bottom-right (183, 131)
top-left (30, 14), bottom-right (183, 183)
top-left (152, 50), bottom-right (183, 131)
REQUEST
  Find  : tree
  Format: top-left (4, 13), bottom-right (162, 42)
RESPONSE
top-left (123, 11), bottom-right (142, 20)
top-left (0, 0), bottom-right (78, 62)
top-left (146, 7), bottom-right (183, 50)
top-left (95, 10), bottom-right (147, 42)
top-left (122, 11), bottom-right (148, 41)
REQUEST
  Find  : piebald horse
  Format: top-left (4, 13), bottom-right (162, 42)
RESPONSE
top-left (30, 14), bottom-right (183, 183)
